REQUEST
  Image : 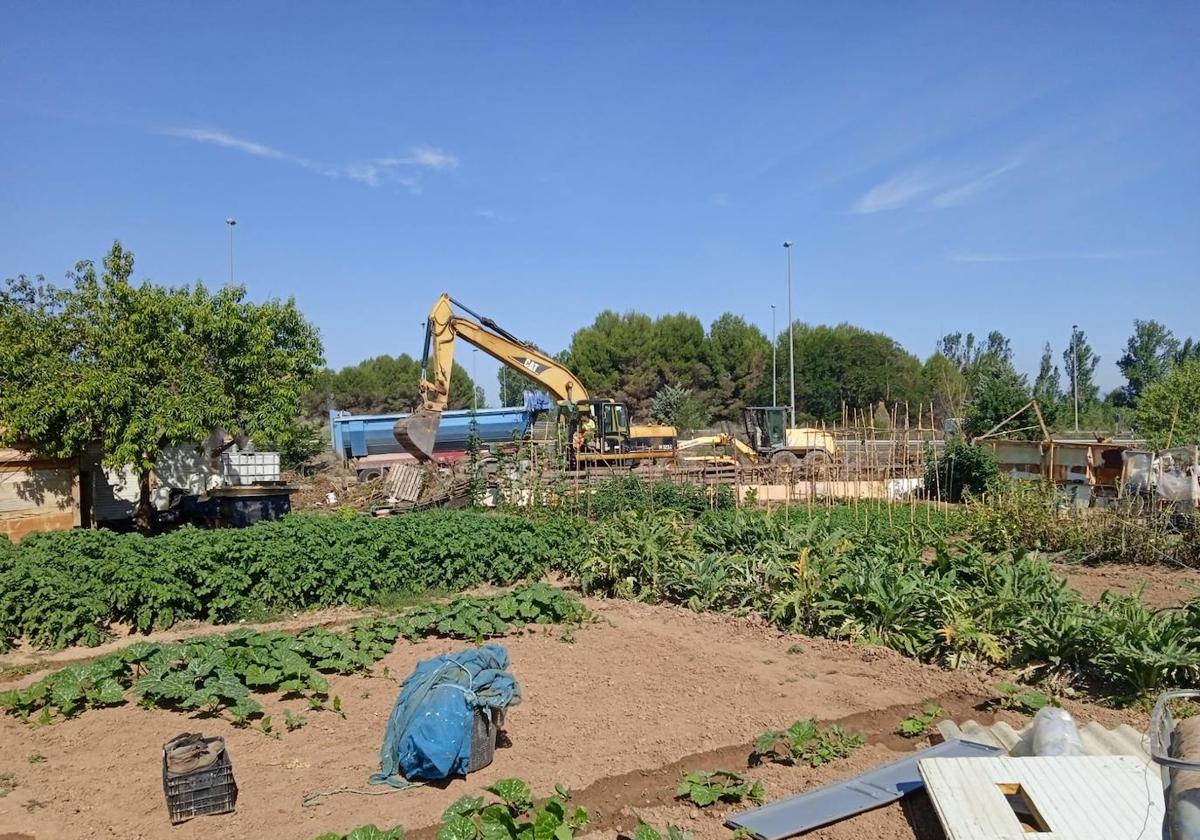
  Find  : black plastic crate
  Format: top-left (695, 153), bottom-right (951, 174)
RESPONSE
top-left (162, 737), bottom-right (238, 824)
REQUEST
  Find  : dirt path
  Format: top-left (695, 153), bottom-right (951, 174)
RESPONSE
top-left (0, 599), bottom-right (1150, 840)
top-left (1054, 561), bottom-right (1200, 608)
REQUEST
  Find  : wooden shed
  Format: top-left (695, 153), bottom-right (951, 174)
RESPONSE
top-left (0, 443), bottom-right (81, 541)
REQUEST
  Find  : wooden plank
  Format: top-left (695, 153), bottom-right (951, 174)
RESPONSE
top-left (919, 756), bottom-right (1162, 840)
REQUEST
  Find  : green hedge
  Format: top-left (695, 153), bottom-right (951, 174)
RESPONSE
top-left (0, 510), bottom-right (579, 650)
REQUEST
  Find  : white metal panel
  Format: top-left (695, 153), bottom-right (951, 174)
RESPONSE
top-left (920, 755), bottom-right (1163, 840)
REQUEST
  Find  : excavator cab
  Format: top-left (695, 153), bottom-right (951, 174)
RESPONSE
top-left (743, 406), bottom-right (788, 454)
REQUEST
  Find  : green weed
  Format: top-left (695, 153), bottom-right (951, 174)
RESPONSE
top-left (752, 719), bottom-right (865, 767)
top-left (675, 770), bottom-right (764, 807)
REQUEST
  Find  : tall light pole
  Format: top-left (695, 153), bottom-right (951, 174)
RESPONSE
top-left (1071, 324), bottom-right (1080, 433)
top-left (225, 218), bottom-right (237, 284)
top-left (783, 241), bottom-right (795, 425)
top-left (770, 304), bottom-right (777, 407)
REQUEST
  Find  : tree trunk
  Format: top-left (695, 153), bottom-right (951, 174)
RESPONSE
top-left (135, 468), bottom-right (154, 532)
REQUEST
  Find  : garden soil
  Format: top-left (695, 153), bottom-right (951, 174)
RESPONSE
top-left (0, 599), bottom-right (1150, 840)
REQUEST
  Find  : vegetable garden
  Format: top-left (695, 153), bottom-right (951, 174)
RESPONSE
top-left (1, 478), bottom-right (1197, 839)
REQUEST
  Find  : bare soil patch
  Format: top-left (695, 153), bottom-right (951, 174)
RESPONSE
top-left (0, 599), bottom-right (1148, 840)
top-left (1054, 561), bottom-right (1200, 608)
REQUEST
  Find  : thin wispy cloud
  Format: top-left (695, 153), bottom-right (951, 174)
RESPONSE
top-left (930, 160), bottom-right (1022, 208)
top-left (475, 208), bottom-right (500, 220)
top-left (852, 156), bottom-right (1024, 214)
top-left (948, 250), bottom-right (1139, 263)
top-left (852, 168), bottom-right (939, 214)
top-left (161, 127), bottom-right (457, 191)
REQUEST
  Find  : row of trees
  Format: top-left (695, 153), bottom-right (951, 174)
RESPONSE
top-left (491, 314), bottom-right (1200, 445)
top-left (304, 354), bottom-right (482, 416)
top-left (496, 310), bottom-right (964, 426)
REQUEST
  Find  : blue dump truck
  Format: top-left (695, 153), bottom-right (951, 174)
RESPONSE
top-left (330, 394), bottom-right (551, 480)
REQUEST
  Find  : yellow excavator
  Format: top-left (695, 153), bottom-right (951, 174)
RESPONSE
top-left (394, 294), bottom-right (677, 468)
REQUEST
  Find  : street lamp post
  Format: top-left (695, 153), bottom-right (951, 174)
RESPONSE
top-left (783, 241), bottom-right (795, 425)
top-left (225, 218), bottom-right (237, 284)
top-left (770, 304), bottom-right (777, 407)
top-left (1072, 324), bottom-right (1080, 433)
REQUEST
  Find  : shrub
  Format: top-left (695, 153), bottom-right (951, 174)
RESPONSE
top-left (924, 438), bottom-right (1000, 503)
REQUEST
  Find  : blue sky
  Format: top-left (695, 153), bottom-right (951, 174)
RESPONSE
top-left (3, 2), bottom-right (1198, 404)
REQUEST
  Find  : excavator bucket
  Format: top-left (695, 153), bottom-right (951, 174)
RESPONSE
top-left (393, 408), bottom-right (441, 461)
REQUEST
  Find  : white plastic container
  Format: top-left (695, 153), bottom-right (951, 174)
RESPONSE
top-left (1030, 706), bottom-right (1085, 757)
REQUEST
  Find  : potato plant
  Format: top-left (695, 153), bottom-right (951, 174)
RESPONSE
top-left (0, 584), bottom-right (584, 724)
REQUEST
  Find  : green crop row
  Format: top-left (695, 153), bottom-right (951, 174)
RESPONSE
top-left (0, 583), bottom-right (585, 723)
top-left (573, 508), bottom-right (1200, 699)
top-left (0, 510), bottom-right (580, 650)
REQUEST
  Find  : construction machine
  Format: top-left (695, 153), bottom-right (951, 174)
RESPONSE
top-left (675, 433), bottom-right (760, 465)
top-left (742, 406), bottom-right (839, 469)
top-left (394, 294), bottom-right (677, 468)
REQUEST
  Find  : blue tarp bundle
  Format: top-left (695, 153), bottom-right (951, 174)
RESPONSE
top-left (370, 644), bottom-right (521, 786)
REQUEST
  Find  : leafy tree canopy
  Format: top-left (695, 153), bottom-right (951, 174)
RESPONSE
top-left (1118, 319), bottom-right (1179, 406)
top-left (1136, 360), bottom-right (1200, 449)
top-left (305, 355), bottom-right (478, 416)
top-left (0, 242), bottom-right (324, 522)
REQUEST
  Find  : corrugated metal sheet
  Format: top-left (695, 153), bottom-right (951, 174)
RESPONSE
top-left (726, 739), bottom-right (1001, 840)
top-left (935, 719), bottom-right (1150, 760)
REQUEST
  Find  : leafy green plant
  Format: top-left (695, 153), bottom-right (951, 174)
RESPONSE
top-left (1, 585), bottom-right (585, 725)
top-left (0, 772), bottom-right (15, 797)
top-left (630, 816), bottom-right (693, 840)
top-left (0, 510), bottom-right (582, 651)
top-left (675, 770), bottom-right (764, 807)
top-left (284, 709), bottom-right (307, 731)
top-left (27, 753), bottom-right (46, 764)
top-left (434, 778), bottom-right (589, 840)
top-left (994, 682), bottom-right (1053, 714)
top-left (752, 719), bottom-right (864, 767)
top-left (898, 703), bottom-right (944, 738)
top-left (313, 825), bottom-right (404, 840)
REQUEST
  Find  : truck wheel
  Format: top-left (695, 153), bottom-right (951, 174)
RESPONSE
top-left (770, 450), bottom-right (800, 470)
top-left (358, 468), bottom-right (382, 483)
top-left (803, 450), bottom-right (830, 468)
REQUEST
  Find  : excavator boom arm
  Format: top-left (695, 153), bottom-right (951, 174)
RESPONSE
top-left (396, 293), bottom-right (588, 460)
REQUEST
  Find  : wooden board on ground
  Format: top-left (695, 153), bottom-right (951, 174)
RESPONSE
top-left (385, 463), bottom-right (425, 503)
top-left (919, 755), bottom-right (1162, 840)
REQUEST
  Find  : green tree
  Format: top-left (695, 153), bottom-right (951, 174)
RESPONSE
top-left (653, 313), bottom-right (710, 392)
top-left (1117, 320), bottom-right (1178, 405)
top-left (1062, 329), bottom-right (1100, 408)
top-left (704, 314), bottom-right (771, 419)
top-left (919, 352), bottom-right (968, 422)
top-left (779, 323), bottom-right (922, 423)
top-left (306, 354), bottom-right (478, 416)
top-left (1031, 342), bottom-right (1063, 427)
top-left (498, 365), bottom-right (536, 407)
top-left (0, 242), bottom-right (324, 526)
top-left (1136, 361), bottom-right (1200, 449)
top-left (1177, 338), bottom-right (1200, 366)
top-left (567, 311), bottom-right (658, 416)
top-left (963, 361), bottom-right (1037, 440)
top-left (650, 384), bottom-right (711, 433)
